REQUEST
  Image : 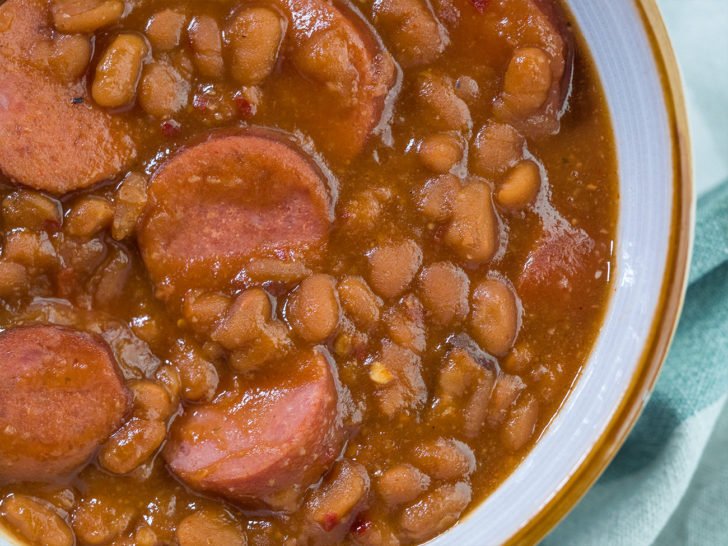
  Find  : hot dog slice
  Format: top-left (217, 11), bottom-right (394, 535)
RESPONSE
top-left (138, 132), bottom-right (333, 303)
top-left (0, 0), bottom-right (137, 194)
top-left (0, 325), bottom-right (131, 481)
top-left (449, 0), bottom-right (574, 135)
top-left (269, 0), bottom-right (396, 160)
top-left (163, 348), bottom-right (345, 507)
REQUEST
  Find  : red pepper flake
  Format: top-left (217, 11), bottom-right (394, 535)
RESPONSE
top-left (56, 268), bottom-right (76, 299)
top-left (160, 119), bottom-right (182, 137)
top-left (261, 281), bottom-right (290, 299)
top-left (41, 218), bottom-right (61, 233)
top-left (353, 343), bottom-right (368, 363)
top-left (351, 513), bottom-right (372, 536)
top-left (321, 512), bottom-right (339, 532)
top-left (192, 94), bottom-right (210, 110)
top-left (468, 0), bottom-right (490, 13)
top-left (432, 223), bottom-right (448, 245)
top-left (234, 94), bottom-right (255, 119)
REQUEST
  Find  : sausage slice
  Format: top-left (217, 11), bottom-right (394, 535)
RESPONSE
top-left (269, 0), bottom-right (396, 160)
top-left (138, 132), bottom-right (333, 303)
top-left (449, 0), bottom-right (573, 135)
top-left (163, 348), bottom-right (345, 507)
top-left (0, 0), bottom-right (137, 194)
top-left (0, 325), bottom-right (131, 481)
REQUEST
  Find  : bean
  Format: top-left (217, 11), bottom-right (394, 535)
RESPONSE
top-left (92, 33), bottom-right (148, 109)
top-left (373, 341), bottom-right (427, 417)
top-left (49, 34), bottom-right (92, 81)
top-left (287, 274), bottom-right (340, 342)
top-left (497, 160), bottom-right (542, 210)
top-left (3, 229), bottom-right (58, 270)
top-left (172, 343), bottom-right (219, 402)
top-left (376, 464), bottom-right (430, 507)
top-left (2, 190), bottom-right (62, 231)
top-left (155, 363), bottom-right (182, 402)
top-left (47, 489), bottom-right (77, 513)
top-left (91, 248), bottom-right (131, 307)
top-left (112, 172), bottom-right (148, 241)
top-left (417, 73), bottom-right (471, 131)
top-left (133, 524), bottom-right (159, 546)
top-left (502, 342), bottom-right (534, 374)
top-left (146, 9), bottom-right (187, 51)
top-left (294, 29), bottom-right (355, 91)
top-left (501, 47), bottom-right (553, 116)
top-left (226, 7), bottom-right (285, 85)
top-left (338, 276), bottom-right (382, 330)
top-left (138, 61), bottom-right (190, 118)
top-left (372, 0), bottom-right (445, 67)
top-left (52, 0), bottom-right (124, 33)
top-left (418, 133), bottom-right (462, 173)
top-left (463, 380), bottom-right (494, 438)
top-left (306, 460), bottom-right (370, 531)
top-left (416, 174), bottom-right (459, 222)
top-left (454, 75), bottom-right (479, 103)
top-left (418, 262), bottom-right (469, 326)
top-left (64, 196), bottom-right (114, 239)
top-left (444, 181), bottom-right (500, 263)
top-left (385, 294), bottom-right (426, 354)
top-left (472, 121), bottom-right (525, 176)
top-left (56, 239), bottom-right (106, 290)
top-left (368, 239), bottom-right (423, 299)
top-left (98, 417), bottom-right (166, 475)
top-left (128, 379), bottom-right (174, 420)
top-left (182, 290), bottom-right (231, 334)
top-left (212, 288), bottom-right (272, 350)
top-left (399, 482), bottom-right (471, 542)
top-left (502, 393), bottom-right (539, 451)
top-left (72, 496), bottom-right (135, 545)
top-left (488, 373), bottom-right (525, 427)
top-left (413, 437), bottom-right (475, 480)
top-left (470, 277), bottom-right (520, 356)
top-left (0, 261), bottom-right (28, 298)
top-left (430, 347), bottom-right (496, 437)
top-left (211, 288), bottom-right (291, 371)
top-left (176, 510), bottom-right (247, 546)
top-left (228, 320), bottom-right (291, 373)
top-left (189, 16), bottom-right (224, 79)
top-left (341, 189), bottom-right (385, 234)
top-left (0, 494), bottom-right (73, 546)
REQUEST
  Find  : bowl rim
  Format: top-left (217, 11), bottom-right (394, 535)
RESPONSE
top-left (505, 0), bottom-right (694, 544)
top-left (0, 1), bottom-right (693, 545)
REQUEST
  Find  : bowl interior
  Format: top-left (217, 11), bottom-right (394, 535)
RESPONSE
top-left (0, 1), bottom-right (686, 545)
top-left (431, 1), bottom-right (684, 544)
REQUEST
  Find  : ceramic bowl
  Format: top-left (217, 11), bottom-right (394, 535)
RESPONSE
top-left (430, 0), bottom-right (693, 544)
top-left (0, 0), bottom-right (691, 544)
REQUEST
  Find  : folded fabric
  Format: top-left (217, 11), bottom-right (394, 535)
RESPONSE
top-left (543, 181), bottom-right (728, 546)
top-left (542, 1), bottom-right (728, 542)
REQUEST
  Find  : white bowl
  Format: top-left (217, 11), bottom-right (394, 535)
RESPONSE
top-left (0, 1), bottom-right (691, 545)
top-left (430, 0), bottom-right (693, 544)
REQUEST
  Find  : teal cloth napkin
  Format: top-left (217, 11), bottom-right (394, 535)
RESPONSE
top-left (544, 1), bottom-right (728, 544)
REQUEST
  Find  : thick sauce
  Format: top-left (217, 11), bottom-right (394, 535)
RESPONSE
top-left (0, 0), bottom-right (617, 544)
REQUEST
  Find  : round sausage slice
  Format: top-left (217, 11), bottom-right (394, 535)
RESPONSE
top-left (448, 0), bottom-right (573, 136)
top-left (0, 325), bottom-right (131, 481)
top-left (138, 132), bottom-right (333, 303)
top-left (0, 0), bottom-right (137, 194)
top-left (269, 0), bottom-right (396, 160)
top-left (163, 348), bottom-right (345, 507)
